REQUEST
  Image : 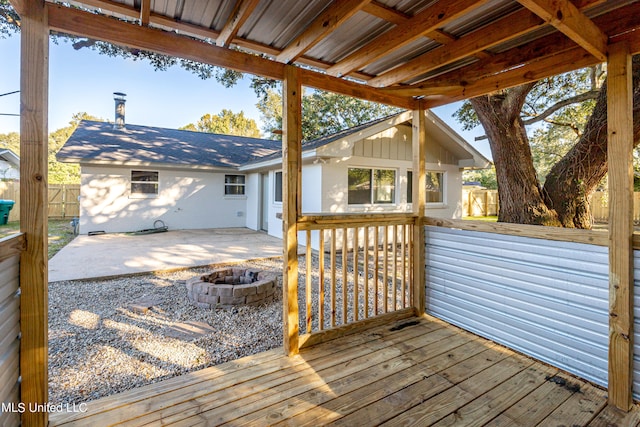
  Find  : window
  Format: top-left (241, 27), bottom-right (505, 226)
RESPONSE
top-left (131, 170), bottom-right (158, 195)
top-left (426, 171), bottom-right (444, 203)
top-left (224, 175), bottom-right (245, 195)
top-left (274, 171), bottom-right (283, 202)
top-left (348, 168), bottom-right (396, 205)
top-left (407, 171), bottom-right (413, 204)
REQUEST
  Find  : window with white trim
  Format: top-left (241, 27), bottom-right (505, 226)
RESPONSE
top-left (426, 171), bottom-right (444, 203)
top-left (224, 175), bottom-right (245, 195)
top-left (348, 168), bottom-right (396, 205)
top-left (131, 170), bottom-right (158, 195)
top-left (274, 172), bottom-right (283, 202)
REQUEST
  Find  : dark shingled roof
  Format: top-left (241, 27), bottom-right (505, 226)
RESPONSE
top-left (57, 116), bottom-right (404, 169)
top-left (56, 121), bottom-right (282, 168)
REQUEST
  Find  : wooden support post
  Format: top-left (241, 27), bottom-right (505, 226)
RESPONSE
top-left (282, 65), bottom-right (301, 356)
top-left (607, 41), bottom-right (634, 411)
top-left (19, 1), bottom-right (49, 425)
top-left (412, 105), bottom-right (426, 316)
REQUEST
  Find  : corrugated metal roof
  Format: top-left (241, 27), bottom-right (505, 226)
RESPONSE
top-left (51, 0), bottom-right (640, 106)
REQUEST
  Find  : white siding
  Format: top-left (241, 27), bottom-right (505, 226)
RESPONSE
top-left (425, 226), bottom-right (610, 390)
top-left (0, 160), bottom-right (18, 181)
top-left (80, 165), bottom-right (247, 233)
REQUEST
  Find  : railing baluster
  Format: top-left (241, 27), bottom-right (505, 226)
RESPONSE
top-left (353, 226), bottom-right (359, 322)
top-left (393, 224), bottom-right (398, 311)
top-left (306, 229), bottom-right (312, 333)
top-left (331, 228), bottom-right (336, 328)
top-left (374, 225), bottom-right (379, 316)
top-left (364, 226), bottom-right (369, 319)
top-left (408, 224), bottom-right (413, 307)
top-left (342, 227), bottom-right (348, 325)
top-left (383, 224), bottom-right (389, 314)
top-left (319, 229), bottom-right (325, 330)
top-left (400, 224), bottom-right (407, 308)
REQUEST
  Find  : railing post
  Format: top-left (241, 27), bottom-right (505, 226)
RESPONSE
top-left (607, 41), bottom-right (634, 411)
top-left (412, 105), bottom-right (426, 316)
top-left (282, 65), bottom-right (301, 355)
top-left (19, 0), bottom-right (50, 424)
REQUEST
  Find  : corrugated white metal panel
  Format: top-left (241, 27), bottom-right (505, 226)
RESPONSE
top-left (0, 254), bottom-right (20, 425)
top-left (425, 226), bottom-right (610, 390)
top-left (630, 253), bottom-right (640, 399)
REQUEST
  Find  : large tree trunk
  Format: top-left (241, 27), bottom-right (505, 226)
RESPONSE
top-left (471, 84), bottom-right (562, 226)
top-left (544, 56), bottom-right (640, 228)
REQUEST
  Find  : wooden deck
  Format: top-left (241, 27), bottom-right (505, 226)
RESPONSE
top-left (49, 315), bottom-right (640, 426)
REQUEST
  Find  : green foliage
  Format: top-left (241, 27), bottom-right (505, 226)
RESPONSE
top-left (48, 112), bottom-right (103, 184)
top-left (256, 86), bottom-right (402, 140)
top-left (0, 132), bottom-right (19, 154)
top-left (0, 0), bottom-right (19, 39)
top-left (462, 167), bottom-right (498, 190)
top-left (180, 109), bottom-right (261, 138)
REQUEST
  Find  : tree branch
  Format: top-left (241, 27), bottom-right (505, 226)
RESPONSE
top-left (522, 90), bottom-right (599, 125)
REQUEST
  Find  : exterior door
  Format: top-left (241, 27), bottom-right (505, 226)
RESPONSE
top-left (260, 173), bottom-right (269, 231)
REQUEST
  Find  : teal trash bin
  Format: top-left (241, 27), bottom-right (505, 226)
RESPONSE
top-left (0, 200), bottom-right (15, 225)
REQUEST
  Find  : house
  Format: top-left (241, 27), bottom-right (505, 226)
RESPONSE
top-left (0, 149), bottom-right (19, 181)
top-left (56, 109), bottom-right (489, 239)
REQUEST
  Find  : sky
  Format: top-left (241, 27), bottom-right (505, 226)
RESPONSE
top-left (0, 34), bottom-right (491, 158)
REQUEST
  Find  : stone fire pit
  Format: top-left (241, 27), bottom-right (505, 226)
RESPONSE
top-left (186, 267), bottom-right (277, 308)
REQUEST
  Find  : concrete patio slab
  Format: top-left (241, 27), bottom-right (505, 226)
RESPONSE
top-left (48, 228), bottom-right (283, 282)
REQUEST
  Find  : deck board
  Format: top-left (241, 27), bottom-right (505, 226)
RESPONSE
top-left (49, 315), bottom-right (640, 427)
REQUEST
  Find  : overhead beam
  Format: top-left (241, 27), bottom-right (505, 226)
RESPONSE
top-left (19, 0), bottom-right (49, 425)
top-left (362, 1), bottom-right (410, 25)
top-left (517, 0), bottom-right (607, 61)
top-left (369, 8), bottom-right (544, 87)
top-left (46, 4), bottom-right (414, 109)
top-left (282, 65), bottom-right (301, 356)
top-left (276, 0), bottom-right (371, 64)
top-left (607, 41), bottom-right (634, 412)
top-left (216, 0), bottom-right (260, 47)
top-left (327, 0), bottom-right (487, 77)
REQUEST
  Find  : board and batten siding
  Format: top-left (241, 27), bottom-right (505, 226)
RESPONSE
top-left (425, 226), bottom-right (613, 392)
top-left (0, 245), bottom-right (21, 426)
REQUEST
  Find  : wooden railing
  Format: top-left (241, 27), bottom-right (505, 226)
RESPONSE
top-left (297, 214), bottom-right (417, 347)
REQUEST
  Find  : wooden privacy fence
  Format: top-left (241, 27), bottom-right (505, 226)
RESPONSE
top-left (463, 189), bottom-right (640, 222)
top-left (462, 189), bottom-right (499, 217)
top-left (0, 182), bottom-right (80, 221)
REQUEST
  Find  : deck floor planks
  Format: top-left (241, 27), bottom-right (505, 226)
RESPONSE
top-left (232, 329), bottom-right (479, 426)
top-left (379, 354), bottom-right (535, 426)
top-left (536, 381), bottom-right (608, 426)
top-left (430, 364), bottom-right (558, 426)
top-left (496, 371), bottom-right (583, 425)
top-left (49, 315), bottom-right (640, 427)
top-left (53, 317), bottom-right (434, 427)
top-left (125, 323), bottom-right (442, 426)
top-left (279, 339), bottom-right (501, 427)
top-left (169, 323), bottom-right (458, 426)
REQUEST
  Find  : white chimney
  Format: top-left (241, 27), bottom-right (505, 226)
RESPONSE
top-left (113, 92), bottom-right (126, 129)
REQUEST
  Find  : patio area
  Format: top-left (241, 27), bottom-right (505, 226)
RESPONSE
top-left (48, 315), bottom-right (640, 426)
top-left (48, 228), bottom-right (284, 282)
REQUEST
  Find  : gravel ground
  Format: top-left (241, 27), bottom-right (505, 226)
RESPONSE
top-left (48, 258), bottom-right (284, 405)
top-left (48, 250), bottom-right (409, 405)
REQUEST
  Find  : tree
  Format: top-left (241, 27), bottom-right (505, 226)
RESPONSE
top-left (256, 86), bottom-right (401, 140)
top-left (457, 59), bottom-right (640, 228)
top-left (181, 109), bottom-right (261, 138)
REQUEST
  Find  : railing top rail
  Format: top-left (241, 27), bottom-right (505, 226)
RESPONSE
top-left (0, 233), bottom-right (26, 262)
top-left (298, 213), bottom-right (417, 230)
top-left (423, 217), bottom-right (614, 247)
